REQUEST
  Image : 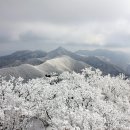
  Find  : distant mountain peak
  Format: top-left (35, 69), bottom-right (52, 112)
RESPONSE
top-left (57, 46), bottom-right (64, 49)
top-left (47, 47), bottom-right (70, 57)
top-left (54, 47), bottom-right (68, 52)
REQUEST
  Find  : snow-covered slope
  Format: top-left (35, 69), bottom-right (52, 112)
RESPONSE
top-left (0, 50), bottom-right (46, 68)
top-left (0, 55), bottom-right (90, 80)
top-left (83, 56), bottom-right (125, 76)
top-left (40, 47), bottom-right (126, 76)
top-left (37, 55), bottom-right (90, 74)
top-left (76, 49), bottom-right (130, 70)
top-left (0, 64), bottom-right (44, 81)
top-left (126, 64), bottom-right (130, 75)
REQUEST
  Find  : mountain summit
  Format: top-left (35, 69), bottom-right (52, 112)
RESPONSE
top-left (54, 46), bottom-right (67, 52)
top-left (46, 47), bottom-right (72, 59)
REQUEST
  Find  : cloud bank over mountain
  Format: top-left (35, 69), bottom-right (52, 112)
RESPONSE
top-left (0, 0), bottom-right (130, 54)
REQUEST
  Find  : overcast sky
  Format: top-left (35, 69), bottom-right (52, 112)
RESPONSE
top-left (0, 0), bottom-right (130, 55)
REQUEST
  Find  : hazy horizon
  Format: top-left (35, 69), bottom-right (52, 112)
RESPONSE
top-left (0, 46), bottom-right (130, 57)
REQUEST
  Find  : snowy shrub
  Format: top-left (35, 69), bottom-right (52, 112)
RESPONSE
top-left (0, 68), bottom-right (130, 130)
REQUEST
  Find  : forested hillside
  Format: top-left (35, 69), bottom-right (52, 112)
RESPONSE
top-left (0, 68), bottom-right (130, 130)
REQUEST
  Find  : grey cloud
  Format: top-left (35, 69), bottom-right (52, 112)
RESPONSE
top-left (0, 33), bottom-right (12, 43)
top-left (65, 42), bottom-right (102, 48)
top-left (105, 33), bottom-right (130, 48)
top-left (0, 0), bottom-right (130, 54)
top-left (64, 43), bottom-right (103, 51)
top-left (0, 0), bottom-right (130, 23)
top-left (19, 31), bottom-right (46, 42)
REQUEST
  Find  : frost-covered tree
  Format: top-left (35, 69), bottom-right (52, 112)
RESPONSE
top-left (0, 68), bottom-right (130, 130)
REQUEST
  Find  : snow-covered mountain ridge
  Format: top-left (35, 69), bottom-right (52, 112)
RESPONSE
top-left (0, 55), bottom-right (90, 80)
top-left (0, 47), bottom-right (129, 80)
